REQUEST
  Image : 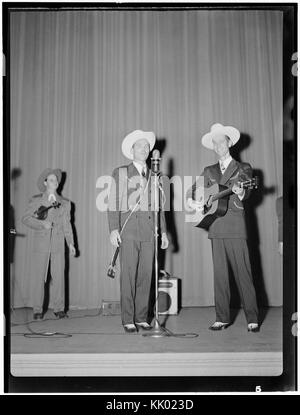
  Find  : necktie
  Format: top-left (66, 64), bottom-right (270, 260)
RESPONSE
top-left (140, 167), bottom-right (147, 190)
top-left (220, 162), bottom-right (226, 174)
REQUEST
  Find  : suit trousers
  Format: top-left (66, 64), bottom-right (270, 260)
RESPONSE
top-left (211, 238), bottom-right (258, 324)
top-left (31, 251), bottom-right (65, 313)
top-left (119, 239), bottom-right (154, 325)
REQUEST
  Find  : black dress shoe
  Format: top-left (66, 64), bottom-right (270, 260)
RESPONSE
top-left (54, 311), bottom-right (68, 319)
top-left (33, 313), bottom-right (43, 320)
top-left (209, 322), bottom-right (230, 331)
top-left (123, 324), bottom-right (137, 333)
top-left (135, 322), bottom-right (152, 331)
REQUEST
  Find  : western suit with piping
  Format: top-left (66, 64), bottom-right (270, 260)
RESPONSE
top-left (189, 159), bottom-right (258, 324)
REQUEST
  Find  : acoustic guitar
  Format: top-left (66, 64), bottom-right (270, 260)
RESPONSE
top-left (189, 177), bottom-right (258, 230)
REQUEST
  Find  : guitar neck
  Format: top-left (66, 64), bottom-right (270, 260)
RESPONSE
top-left (211, 187), bottom-right (233, 202)
top-left (210, 179), bottom-right (255, 203)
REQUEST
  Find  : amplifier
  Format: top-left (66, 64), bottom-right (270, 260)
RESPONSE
top-left (158, 277), bottom-right (178, 315)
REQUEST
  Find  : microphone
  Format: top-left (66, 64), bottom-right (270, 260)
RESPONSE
top-left (151, 149), bottom-right (161, 174)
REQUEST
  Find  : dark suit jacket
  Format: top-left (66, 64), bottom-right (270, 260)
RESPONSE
top-left (189, 159), bottom-right (252, 239)
top-left (107, 163), bottom-right (167, 242)
top-left (22, 193), bottom-right (74, 254)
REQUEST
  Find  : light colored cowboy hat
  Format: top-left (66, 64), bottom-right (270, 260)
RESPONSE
top-left (37, 168), bottom-right (62, 192)
top-left (201, 123), bottom-right (240, 150)
top-left (122, 129), bottom-right (156, 160)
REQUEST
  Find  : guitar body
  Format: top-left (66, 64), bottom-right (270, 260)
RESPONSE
top-left (194, 184), bottom-right (230, 230)
top-left (189, 176), bottom-right (258, 230)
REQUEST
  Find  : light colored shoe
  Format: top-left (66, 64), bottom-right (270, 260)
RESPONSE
top-left (123, 324), bottom-right (137, 333)
top-left (209, 321), bottom-right (230, 331)
top-left (247, 323), bottom-right (259, 332)
top-left (136, 322), bottom-right (152, 330)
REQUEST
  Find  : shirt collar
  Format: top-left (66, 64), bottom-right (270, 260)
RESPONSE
top-left (219, 155), bottom-right (232, 170)
top-left (47, 193), bottom-right (57, 203)
top-left (133, 161), bottom-right (147, 176)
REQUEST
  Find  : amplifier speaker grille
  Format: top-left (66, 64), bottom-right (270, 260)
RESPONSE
top-left (158, 278), bottom-right (178, 315)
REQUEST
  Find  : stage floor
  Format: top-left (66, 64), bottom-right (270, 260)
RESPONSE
top-left (10, 306), bottom-right (282, 377)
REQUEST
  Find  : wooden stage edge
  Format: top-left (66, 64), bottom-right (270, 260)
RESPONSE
top-left (11, 351), bottom-right (282, 377)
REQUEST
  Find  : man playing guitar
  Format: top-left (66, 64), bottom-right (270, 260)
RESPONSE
top-left (187, 123), bottom-right (259, 333)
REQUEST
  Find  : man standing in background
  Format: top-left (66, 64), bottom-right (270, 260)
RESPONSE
top-left (22, 168), bottom-right (76, 320)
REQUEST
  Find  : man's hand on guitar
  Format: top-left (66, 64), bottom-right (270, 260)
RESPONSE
top-left (187, 198), bottom-right (204, 212)
top-left (110, 229), bottom-right (122, 247)
top-left (232, 183), bottom-right (245, 198)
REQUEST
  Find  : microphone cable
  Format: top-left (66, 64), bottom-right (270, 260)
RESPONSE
top-left (149, 287), bottom-right (199, 339)
top-left (11, 306), bottom-right (199, 338)
top-left (11, 306), bottom-right (106, 338)
top-left (9, 275), bottom-right (89, 338)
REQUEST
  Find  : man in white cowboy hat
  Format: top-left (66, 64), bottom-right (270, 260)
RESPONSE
top-left (108, 129), bottom-right (169, 333)
top-left (22, 168), bottom-right (76, 320)
top-left (187, 123), bottom-right (259, 333)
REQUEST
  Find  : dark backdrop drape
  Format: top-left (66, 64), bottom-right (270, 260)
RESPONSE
top-left (10, 10), bottom-right (282, 309)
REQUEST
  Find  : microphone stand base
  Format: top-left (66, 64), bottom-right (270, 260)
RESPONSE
top-left (142, 319), bottom-right (171, 338)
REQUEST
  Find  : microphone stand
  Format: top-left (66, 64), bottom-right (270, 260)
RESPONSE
top-left (143, 154), bottom-right (170, 338)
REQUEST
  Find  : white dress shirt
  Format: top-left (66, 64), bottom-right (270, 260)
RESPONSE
top-left (133, 161), bottom-right (147, 177)
top-left (219, 155), bottom-right (232, 174)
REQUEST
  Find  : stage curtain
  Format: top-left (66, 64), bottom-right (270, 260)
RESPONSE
top-left (10, 9), bottom-right (283, 309)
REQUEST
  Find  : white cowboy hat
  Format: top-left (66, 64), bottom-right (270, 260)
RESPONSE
top-left (122, 129), bottom-right (156, 160)
top-left (201, 123), bottom-right (240, 150)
